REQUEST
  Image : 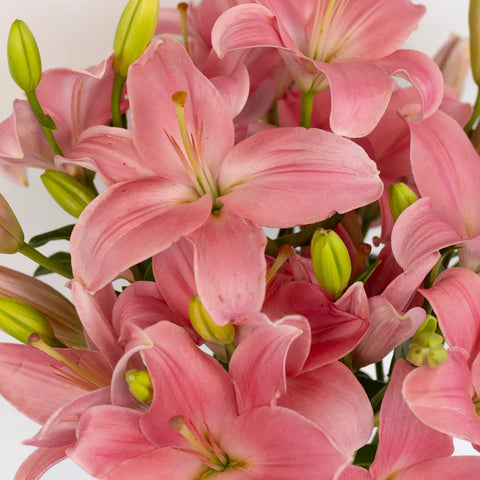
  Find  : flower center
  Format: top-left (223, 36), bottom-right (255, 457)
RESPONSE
top-left (308, 0), bottom-right (350, 62)
top-left (169, 415), bottom-right (243, 478)
top-left (171, 91), bottom-right (220, 207)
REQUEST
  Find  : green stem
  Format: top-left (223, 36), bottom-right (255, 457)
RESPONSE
top-left (265, 213), bottom-right (343, 257)
top-left (111, 74), bottom-right (127, 128)
top-left (25, 90), bottom-right (63, 156)
top-left (300, 90), bottom-right (315, 128)
top-left (465, 85), bottom-right (480, 135)
top-left (18, 242), bottom-right (73, 279)
top-left (375, 360), bottom-right (384, 383)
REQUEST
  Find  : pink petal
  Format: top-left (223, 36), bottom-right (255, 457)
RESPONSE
top-left (395, 456), bottom-right (480, 480)
top-left (140, 321), bottom-right (237, 446)
top-left (278, 362), bottom-right (374, 456)
top-left (371, 360), bottom-right (453, 478)
top-left (0, 344), bottom-right (108, 424)
top-left (112, 281), bottom-right (188, 344)
top-left (375, 49), bottom-right (444, 121)
top-left (218, 127), bottom-right (383, 228)
top-left (189, 209), bottom-right (267, 326)
top-left (68, 405), bottom-right (154, 478)
top-left (220, 406), bottom-right (351, 479)
top-left (352, 296), bottom-right (425, 369)
top-left (152, 238), bottom-right (197, 321)
top-left (65, 126), bottom-right (155, 186)
top-left (26, 388), bottom-right (111, 448)
top-left (408, 111), bottom-right (480, 237)
top-left (264, 281), bottom-right (370, 369)
top-left (420, 268), bottom-right (480, 358)
top-left (37, 54), bottom-right (118, 136)
top-left (314, 60), bottom-right (394, 137)
top-left (128, 36), bottom-right (235, 181)
top-left (212, 4), bottom-right (286, 58)
top-left (14, 447), bottom-right (66, 480)
top-left (337, 465), bottom-right (373, 480)
top-left (70, 178), bottom-right (212, 291)
top-left (403, 348), bottom-right (480, 446)
top-left (229, 315), bottom-right (308, 412)
top-left (70, 280), bottom-right (123, 368)
top-left (391, 198), bottom-right (461, 270)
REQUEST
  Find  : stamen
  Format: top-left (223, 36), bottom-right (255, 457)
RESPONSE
top-left (351, 242), bottom-right (372, 280)
top-left (169, 416), bottom-right (220, 465)
top-left (28, 333), bottom-right (107, 389)
top-left (177, 3), bottom-right (190, 55)
top-left (266, 245), bottom-right (293, 283)
top-left (172, 92), bottom-right (207, 194)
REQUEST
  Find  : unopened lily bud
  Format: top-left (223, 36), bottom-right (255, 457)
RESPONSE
top-left (126, 368), bottom-right (153, 403)
top-left (311, 228), bottom-right (351, 298)
top-left (113, 0), bottom-right (160, 78)
top-left (388, 182), bottom-right (418, 221)
top-left (0, 194), bottom-right (24, 254)
top-left (7, 20), bottom-right (42, 92)
top-left (189, 296), bottom-right (234, 345)
top-left (41, 169), bottom-right (96, 218)
top-left (407, 315), bottom-right (447, 369)
top-left (0, 297), bottom-right (62, 346)
top-left (434, 35), bottom-right (470, 94)
top-left (470, 0), bottom-right (480, 85)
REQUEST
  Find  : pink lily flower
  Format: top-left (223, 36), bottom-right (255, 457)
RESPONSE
top-left (0, 54), bottom-right (122, 184)
top-left (403, 268), bottom-right (480, 449)
top-left (0, 280), bottom-right (135, 479)
top-left (69, 35), bottom-right (383, 298)
top-left (392, 109), bottom-right (480, 277)
top-left (69, 320), bottom-right (351, 479)
top-left (339, 360), bottom-right (480, 479)
top-left (211, 0), bottom-right (444, 137)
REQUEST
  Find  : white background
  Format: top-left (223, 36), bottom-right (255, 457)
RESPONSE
top-left (0, 0), bottom-right (476, 478)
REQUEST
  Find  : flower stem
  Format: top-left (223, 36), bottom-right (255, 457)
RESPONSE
top-left (25, 90), bottom-right (63, 156)
top-left (300, 90), bottom-right (315, 128)
top-left (465, 85), bottom-right (480, 135)
top-left (111, 74), bottom-right (127, 128)
top-left (18, 242), bottom-right (73, 279)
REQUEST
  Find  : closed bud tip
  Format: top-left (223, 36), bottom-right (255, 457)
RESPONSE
top-left (41, 170), bottom-right (96, 218)
top-left (189, 296), bottom-right (235, 345)
top-left (0, 297), bottom-right (61, 346)
top-left (113, 0), bottom-right (160, 77)
top-left (125, 368), bottom-right (153, 403)
top-left (0, 194), bottom-right (24, 254)
top-left (388, 182), bottom-right (418, 221)
top-left (311, 228), bottom-right (351, 298)
top-left (7, 19), bottom-right (42, 92)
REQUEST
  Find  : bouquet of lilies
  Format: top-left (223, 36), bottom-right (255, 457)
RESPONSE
top-left (3, 0), bottom-right (480, 478)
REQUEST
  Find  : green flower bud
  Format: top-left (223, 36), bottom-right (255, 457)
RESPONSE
top-left (407, 315), bottom-right (448, 369)
top-left (0, 297), bottom-right (62, 346)
top-left (0, 194), bottom-right (24, 254)
top-left (189, 296), bottom-right (235, 345)
top-left (41, 170), bottom-right (96, 218)
top-left (125, 368), bottom-right (153, 403)
top-left (388, 182), bottom-right (418, 221)
top-left (113, 0), bottom-right (160, 78)
top-left (311, 228), bottom-right (351, 298)
top-left (7, 19), bottom-right (42, 92)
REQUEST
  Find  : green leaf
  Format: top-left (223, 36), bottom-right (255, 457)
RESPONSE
top-left (29, 224), bottom-right (75, 247)
top-left (38, 113), bottom-right (58, 130)
top-left (353, 444), bottom-right (377, 468)
top-left (355, 370), bottom-right (387, 410)
top-left (34, 251), bottom-right (72, 277)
